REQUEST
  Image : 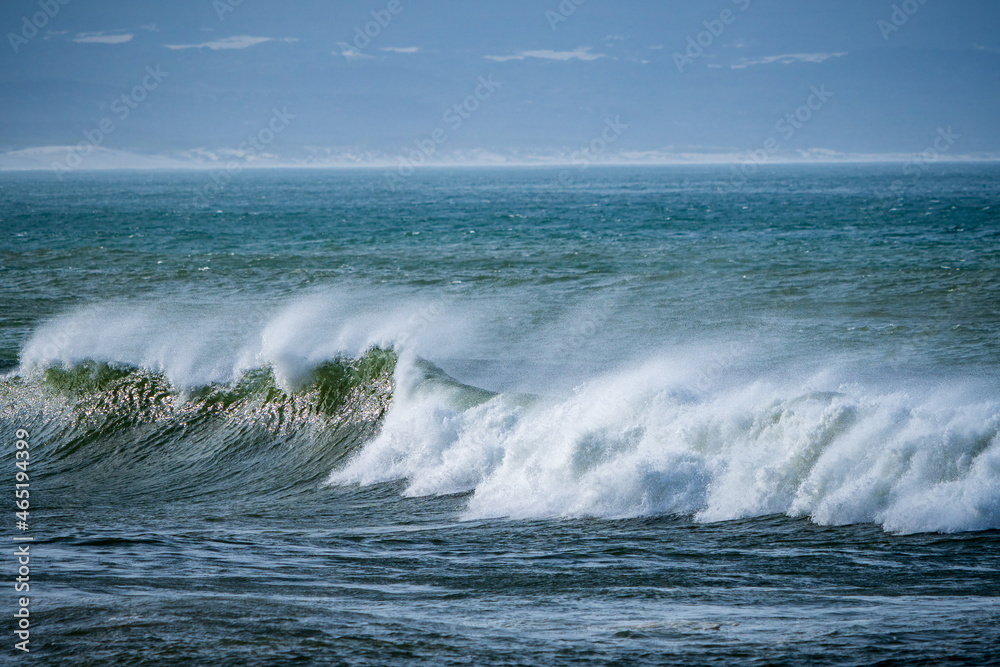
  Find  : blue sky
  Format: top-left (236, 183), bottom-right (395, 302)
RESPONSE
top-left (1, 0), bottom-right (998, 168)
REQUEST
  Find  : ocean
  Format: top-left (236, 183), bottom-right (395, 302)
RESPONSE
top-left (2, 164), bottom-right (999, 665)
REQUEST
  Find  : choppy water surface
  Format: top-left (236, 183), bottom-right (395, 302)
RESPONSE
top-left (2, 166), bottom-right (999, 665)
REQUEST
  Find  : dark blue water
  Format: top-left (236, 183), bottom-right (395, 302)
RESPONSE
top-left (2, 165), bottom-right (999, 664)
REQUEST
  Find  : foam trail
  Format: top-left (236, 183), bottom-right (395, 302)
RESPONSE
top-left (330, 356), bottom-right (1000, 534)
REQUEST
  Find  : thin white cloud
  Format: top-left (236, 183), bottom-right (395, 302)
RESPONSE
top-left (334, 45), bottom-right (373, 60)
top-left (74, 32), bottom-right (133, 44)
top-left (731, 52), bottom-right (847, 69)
top-left (485, 47), bottom-right (605, 63)
top-left (164, 35), bottom-right (278, 51)
top-left (382, 46), bottom-right (419, 54)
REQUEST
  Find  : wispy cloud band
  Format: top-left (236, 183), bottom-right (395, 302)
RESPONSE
top-left (731, 52), bottom-right (848, 69)
top-left (164, 35), bottom-right (296, 51)
top-left (74, 32), bottom-right (133, 44)
top-left (485, 47), bottom-right (605, 62)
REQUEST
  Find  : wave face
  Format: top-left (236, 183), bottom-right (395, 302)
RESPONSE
top-left (2, 348), bottom-right (397, 500)
top-left (329, 356), bottom-right (1000, 535)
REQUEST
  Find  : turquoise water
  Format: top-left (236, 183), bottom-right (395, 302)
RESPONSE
top-left (2, 165), bottom-right (999, 664)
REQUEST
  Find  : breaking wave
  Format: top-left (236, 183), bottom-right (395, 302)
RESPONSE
top-left (3, 297), bottom-right (999, 533)
top-left (329, 356), bottom-right (1000, 535)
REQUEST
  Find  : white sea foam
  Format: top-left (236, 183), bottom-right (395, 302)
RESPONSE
top-left (330, 354), bottom-right (1000, 534)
